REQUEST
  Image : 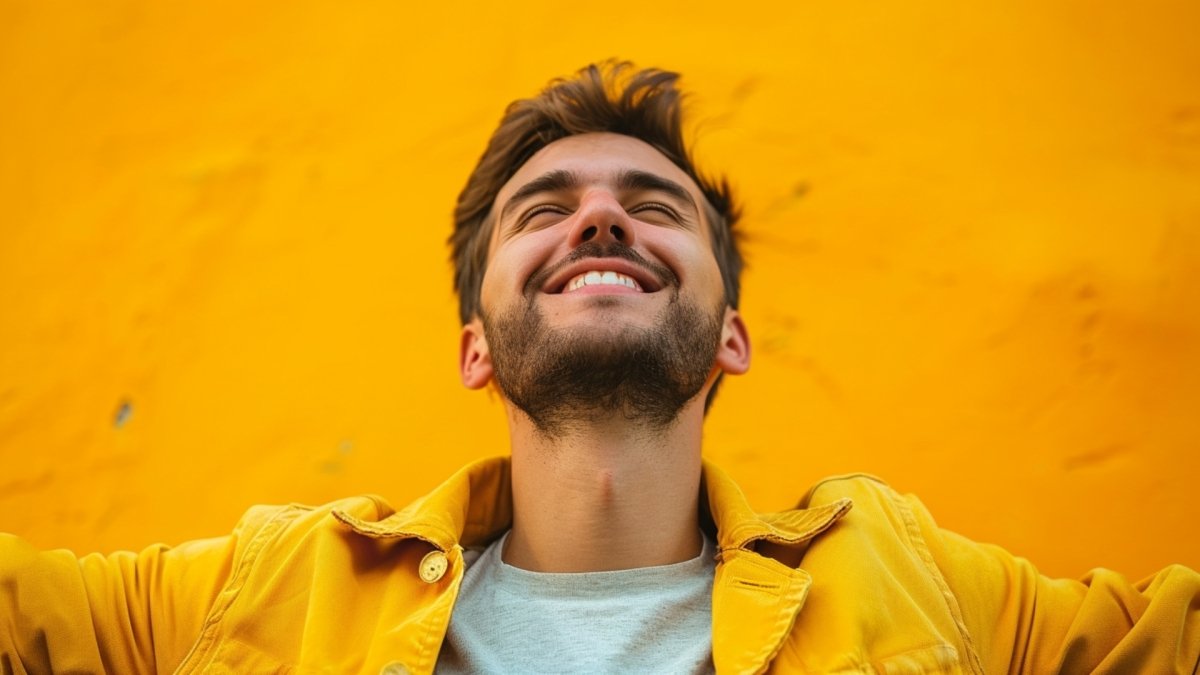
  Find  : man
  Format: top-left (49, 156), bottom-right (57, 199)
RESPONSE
top-left (2, 62), bottom-right (1198, 674)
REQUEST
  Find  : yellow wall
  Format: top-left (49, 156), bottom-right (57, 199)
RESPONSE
top-left (2, 1), bottom-right (1197, 581)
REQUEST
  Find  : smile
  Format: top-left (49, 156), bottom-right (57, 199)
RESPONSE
top-left (563, 270), bottom-right (643, 293)
top-left (540, 255), bottom-right (666, 295)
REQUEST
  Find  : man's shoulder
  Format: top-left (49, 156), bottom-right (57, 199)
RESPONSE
top-left (797, 471), bottom-right (906, 510)
top-left (786, 472), bottom-right (943, 545)
top-left (226, 494), bottom-right (395, 540)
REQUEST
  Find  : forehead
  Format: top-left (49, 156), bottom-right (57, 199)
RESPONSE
top-left (492, 132), bottom-right (703, 209)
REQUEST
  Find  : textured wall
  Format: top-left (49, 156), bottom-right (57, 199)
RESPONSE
top-left (1, 1), bottom-right (1197, 581)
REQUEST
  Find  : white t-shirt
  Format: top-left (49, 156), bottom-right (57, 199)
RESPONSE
top-left (435, 531), bottom-right (717, 674)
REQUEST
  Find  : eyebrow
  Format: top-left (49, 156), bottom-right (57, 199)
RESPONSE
top-left (497, 168), bottom-right (699, 228)
top-left (498, 169), bottom-right (580, 227)
top-left (614, 169), bottom-right (698, 213)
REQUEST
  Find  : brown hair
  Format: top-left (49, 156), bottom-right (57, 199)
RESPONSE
top-left (450, 61), bottom-right (743, 325)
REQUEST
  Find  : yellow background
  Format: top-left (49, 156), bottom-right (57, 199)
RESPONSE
top-left (1, 1), bottom-right (1198, 581)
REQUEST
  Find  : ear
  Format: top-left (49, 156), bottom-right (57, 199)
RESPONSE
top-left (459, 318), bottom-right (494, 390)
top-left (714, 307), bottom-right (751, 375)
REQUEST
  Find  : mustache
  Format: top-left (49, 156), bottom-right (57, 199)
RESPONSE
top-left (524, 242), bottom-right (678, 297)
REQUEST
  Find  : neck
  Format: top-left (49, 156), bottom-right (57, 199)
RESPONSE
top-left (502, 401), bottom-right (706, 573)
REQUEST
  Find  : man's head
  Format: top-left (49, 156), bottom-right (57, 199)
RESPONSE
top-left (451, 62), bottom-right (749, 433)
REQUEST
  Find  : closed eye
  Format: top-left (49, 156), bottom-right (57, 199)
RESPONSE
top-left (630, 202), bottom-right (682, 220)
top-left (518, 204), bottom-right (571, 229)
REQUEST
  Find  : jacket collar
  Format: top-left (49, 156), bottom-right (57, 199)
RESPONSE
top-left (332, 455), bottom-right (851, 556)
top-left (700, 461), bottom-right (853, 554)
top-left (331, 456), bottom-right (513, 551)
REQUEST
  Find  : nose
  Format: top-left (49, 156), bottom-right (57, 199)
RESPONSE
top-left (566, 190), bottom-right (635, 249)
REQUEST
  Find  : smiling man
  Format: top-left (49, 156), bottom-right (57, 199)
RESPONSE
top-left (442, 123), bottom-right (748, 673)
top-left (2, 62), bottom-right (1199, 674)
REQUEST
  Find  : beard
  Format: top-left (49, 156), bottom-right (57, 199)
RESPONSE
top-left (482, 245), bottom-right (724, 437)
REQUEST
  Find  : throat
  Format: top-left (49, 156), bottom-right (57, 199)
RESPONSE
top-left (503, 429), bottom-right (705, 573)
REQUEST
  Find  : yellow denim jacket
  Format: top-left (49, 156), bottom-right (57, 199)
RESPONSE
top-left (2, 457), bottom-right (1197, 674)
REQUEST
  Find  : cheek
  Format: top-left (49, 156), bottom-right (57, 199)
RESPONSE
top-left (479, 234), bottom-right (558, 311)
top-left (690, 256), bottom-right (727, 302)
top-left (647, 231), bottom-right (725, 300)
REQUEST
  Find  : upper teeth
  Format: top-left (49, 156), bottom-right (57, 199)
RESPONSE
top-left (565, 270), bottom-right (643, 292)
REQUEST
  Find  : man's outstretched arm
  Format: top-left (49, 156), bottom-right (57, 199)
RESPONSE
top-left (910, 495), bottom-right (1200, 673)
top-left (0, 532), bottom-right (236, 674)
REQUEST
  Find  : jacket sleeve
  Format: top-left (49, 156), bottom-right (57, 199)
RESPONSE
top-left (904, 493), bottom-right (1200, 674)
top-left (0, 531), bottom-right (238, 674)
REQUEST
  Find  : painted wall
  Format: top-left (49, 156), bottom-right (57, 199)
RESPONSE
top-left (1, 1), bottom-right (1197, 581)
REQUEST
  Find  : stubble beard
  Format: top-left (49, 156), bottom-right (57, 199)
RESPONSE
top-left (483, 287), bottom-right (724, 438)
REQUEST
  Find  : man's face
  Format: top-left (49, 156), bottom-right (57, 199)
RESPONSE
top-left (465, 133), bottom-right (738, 434)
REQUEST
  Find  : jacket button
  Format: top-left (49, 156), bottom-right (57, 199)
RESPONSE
top-left (419, 550), bottom-right (448, 583)
top-left (380, 662), bottom-right (409, 675)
